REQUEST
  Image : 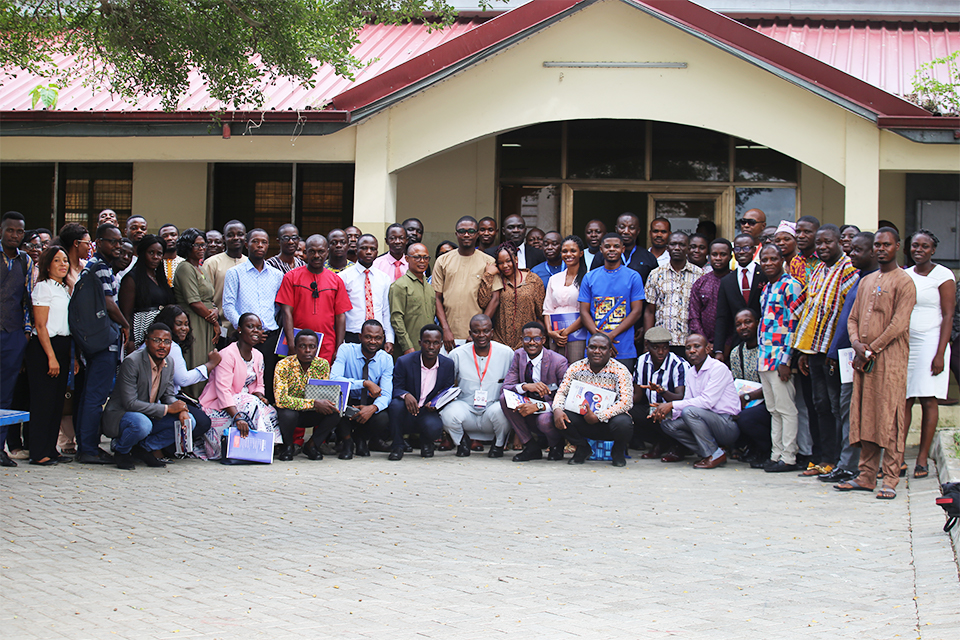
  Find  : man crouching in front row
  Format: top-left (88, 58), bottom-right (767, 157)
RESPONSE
top-left (553, 332), bottom-right (635, 467)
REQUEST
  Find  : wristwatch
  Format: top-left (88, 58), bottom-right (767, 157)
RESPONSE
top-left (742, 393), bottom-right (751, 403)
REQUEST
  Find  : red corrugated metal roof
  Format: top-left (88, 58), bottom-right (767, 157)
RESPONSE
top-left (745, 19), bottom-right (960, 99)
top-left (0, 18), bottom-right (486, 112)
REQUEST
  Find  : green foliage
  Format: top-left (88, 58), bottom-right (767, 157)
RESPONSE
top-left (0, 0), bottom-right (478, 111)
top-left (29, 82), bottom-right (58, 109)
top-left (909, 49), bottom-right (960, 116)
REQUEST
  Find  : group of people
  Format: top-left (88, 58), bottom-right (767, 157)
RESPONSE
top-left (1, 206), bottom-right (954, 499)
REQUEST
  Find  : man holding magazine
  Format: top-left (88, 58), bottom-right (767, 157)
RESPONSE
top-left (499, 321), bottom-right (569, 462)
top-left (552, 332), bottom-right (634, 467)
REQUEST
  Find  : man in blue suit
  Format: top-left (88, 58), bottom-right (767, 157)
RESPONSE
top-left (387, 324), bottom-right (455, 460)
top-left (499, 321), bottom-right (569, 462)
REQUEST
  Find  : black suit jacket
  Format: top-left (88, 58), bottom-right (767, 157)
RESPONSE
top-left (589, 245), bottom-right (659, 285)
top-left (486, 242), bottom-right (545, 270)
top-left (714, 267), bottom-right (767, 353)
top-left (393, 351), bottom-right (455, 406)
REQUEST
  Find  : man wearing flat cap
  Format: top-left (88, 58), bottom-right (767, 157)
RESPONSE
top-left (629, 326), bottom-right (688, 461)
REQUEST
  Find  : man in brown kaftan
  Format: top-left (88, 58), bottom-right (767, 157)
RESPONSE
top-left (838, 229), bottom-right (916, 498)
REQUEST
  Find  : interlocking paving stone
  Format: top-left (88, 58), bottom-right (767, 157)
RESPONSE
top-left (2, 446), bottom-right (958, 639)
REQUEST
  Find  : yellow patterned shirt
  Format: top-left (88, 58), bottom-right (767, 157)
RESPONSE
top-left (274, 355), bottom-right (330, 411)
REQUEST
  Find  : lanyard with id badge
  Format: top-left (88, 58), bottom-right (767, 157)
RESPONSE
top-left (472, 346), bottom-right (490, 409)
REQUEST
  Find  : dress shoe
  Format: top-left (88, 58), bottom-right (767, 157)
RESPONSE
top-left (513, 443), bottom-right (543, 462)
top-left (455, 444), bottom-right (471, 457)
top-left (640, 443), bottom-right (663, 460)
top-left (750, 459), bottom-right (773, 469)
top-left (818, 467), bottom-right (855, 483)
top-left (339, 441), bottom-right (354, 460)
top-left (470, 439), bottom-right (484, 452)
top-left (660, 449), bottom-right (685, 463)
top-left (568, 445), bottom-right (591, 465)
top-left (0, 451), bottom-right (17, 467)
top-left (421, 442), bottom-right (435, 458)
top-left (765, 460), bottom-right (800, 473)
top-left (488, 445), bottom-right (504, 458)
top-left (368, 438), bottom-right (391, 453)
top-left (611, 447), bottom-right (626, 467)
top-left (9, 449), bottom-right (29, 460)
top-left (29, 458), bottom-right (58, 466)
top-left (355, 438), bottom-right (370, 457)
top-left (388, 449), bottom-right (404, 461)
top-left (546, 446), bottom-right (564, 461)
top-left (436, 433), bottom-right (454, 451)
top-left (278, 445), bottom-right (296, 462)
top-left (403, 440), bottom-right (414, 453)
top-left (54, 455), bottom-right (74, 464)
top-left (303, 439), bottom-right (323, 460)
top-left (320, 441), bottom-right (337, 456)
top-left (132, 446), bottom-right (166, 468)
top-left (115, 452), bottom-right (136, 470)
top-left (693, 453), bottom-right (727, 469)
top-left (77, 448), bottom-right (115, 464)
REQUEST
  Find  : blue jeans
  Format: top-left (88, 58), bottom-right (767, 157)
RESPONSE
top-left (76, 348), bottom-right (118, 456)
top-left (114, 412), bottom-right (177, 454)
top-left (0, 330), bottom-right (28, 447)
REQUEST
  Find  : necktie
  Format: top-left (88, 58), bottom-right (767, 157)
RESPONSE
top-left (393, 259), bottom-right (403, 281)
top-left (741, 268), bottom-right (750, 304)
top-left (364, 270), bottom-right (374, 319)
top-left (360, 358), bottom-right (371, 405)
top-left (525, 360), bottom-right (534, 384)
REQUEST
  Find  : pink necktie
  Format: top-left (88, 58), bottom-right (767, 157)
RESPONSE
top-left (393, 259), bottom-right (403, 281)
top-left (364, 270), bottom-right (374, 319)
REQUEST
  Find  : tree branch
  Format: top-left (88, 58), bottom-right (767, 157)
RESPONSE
top-left (221, 0), bottom-right (264, 29)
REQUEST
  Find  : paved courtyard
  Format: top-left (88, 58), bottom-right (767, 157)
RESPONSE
top-left (2, 446), bottom-right (958, 640)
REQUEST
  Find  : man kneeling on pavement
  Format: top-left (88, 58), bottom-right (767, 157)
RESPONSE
top-left (102, 323), bottom-right (196, 470)
top-left (649, 333), bottom-right (741, 469)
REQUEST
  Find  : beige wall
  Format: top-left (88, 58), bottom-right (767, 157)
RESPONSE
top-left (132, 162), bottom-right (208, 232)
top-left (800, 165), bottom-right (845, 227)
top-left (878, 172), bottom-right (907, 232)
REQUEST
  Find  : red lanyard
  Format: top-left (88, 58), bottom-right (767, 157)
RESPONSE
top-left (472, 346), bottom-right (491, 383)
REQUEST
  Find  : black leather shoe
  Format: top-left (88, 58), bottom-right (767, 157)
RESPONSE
top-left (133, 445), bottom-right (166, 468)
top-left (403, 440), bottom-right (413, 453)
top-left (455, 443), bottom-right (471, 457)
top-left (568, 445), bottom-right (591, 465)
top-left (369, 439), bottom-right (392, 453)
top-left (339, 440), bottom-right (354, 460)
top-left (546, 446), bottom-right (564, 461)
top-left (0, 451), bottom-right (17, 467)
top-left (488, 445), bottom-right (504, 458)
top-left (355, 438), bottom-right (371, 457)
top-left (611, 446), bottom-right (626, 467)
top-left (29, 458), bottom-right (58, 466)
top-left (115, 452), bottom-right (136, 470)
top-left (513, 443), bottom-right (543, 462)
top-left (388, 449), bottom-right (404, 461)
top-left (765, 460), bottom-right (800, 473)
top-left (819, 467), bottom-right (855, 483)
top-left (278, 445), bottom-right (296, 462)
top-left (751, 459), bottom-right (774, 469)
top-left (77, 449), bottom-right (115, 465)
top-left (303, 439), bottom-right (323, 460)
top-left (421, 442), bottom-right (435, 458)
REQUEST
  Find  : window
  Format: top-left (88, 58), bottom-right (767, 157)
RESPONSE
top-left (0, 163), bottom-right (54, 231)
top-left (58, 163), bottom-right (133, 233)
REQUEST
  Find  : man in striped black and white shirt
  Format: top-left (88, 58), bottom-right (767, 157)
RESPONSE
top-left (628, 326), bottom-right (687, 461)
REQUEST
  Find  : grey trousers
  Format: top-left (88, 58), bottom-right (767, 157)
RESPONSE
top-left (661, 406), bottom-right (740, 458)
top-left (837, 381), bottom-right (861, 473)
top-left (440, 400), bottom-right (509, 447)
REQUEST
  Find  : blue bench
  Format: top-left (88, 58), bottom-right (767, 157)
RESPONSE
top-left (0, 409), bottom-right (30, 428)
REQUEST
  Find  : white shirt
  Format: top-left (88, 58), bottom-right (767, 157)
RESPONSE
top-left (31, 280), bottom-right (71, 337)
top-left (516, 243), bottom-right (528, 270)
top-left (117, 255), bottom-right (137, 281)
top-left (656, 251), bottom-right (670, 268)
top-left (514, 350), bottom-right (543, 393)
top-left (738, 262), bottom-right (758, 290)
top-left (338, 263), bottom-right (395, 343)
top-left (585, 247), bottom-right (601, 271)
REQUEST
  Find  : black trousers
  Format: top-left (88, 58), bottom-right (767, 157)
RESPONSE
top-left (276, 408), bottom-right (340, 446)
top-left (562, 410), bottom-right (633, 450)
top-left (628, 401), bottom-right (678, 449)
top-left (253, 329), bottom-right (281, 405)
top-left (736, 403), bottom-right (772, 456)
top-left (26, 335), bottom-right (71, 462)
top-left (336, 406), bottom-right (389, 441)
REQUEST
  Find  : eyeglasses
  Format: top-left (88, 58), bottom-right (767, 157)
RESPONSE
top-left (738, 219), bottom-right (762, 227)
top-left (193, 241), bottom-right (207, 248)
top-left (521, 336), bottom-right (544, 344)
top-left (732, 246), bottom-right (754, 254)
top-left (279, 235), bottom-right (300, 242)
top-left (456, 228), bottom-right (478, 235)
top-left (148, 337), bottom-right (173, 346)
top-left (408, 255), bottom-right (430, 262)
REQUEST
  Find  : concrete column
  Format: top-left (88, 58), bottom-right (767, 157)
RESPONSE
top-left (353, 113), bottom-right (396, 240)
top-left (843, 115), bottom-right (881, 231)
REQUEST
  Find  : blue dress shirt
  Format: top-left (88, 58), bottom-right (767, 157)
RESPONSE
top-left (329, 342), bottom-right (394, 413)
top-left (223, 260), bottom-right (284, 331)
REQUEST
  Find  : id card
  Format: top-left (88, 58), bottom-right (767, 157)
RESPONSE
top-left (473, 389), bottom-right (488, 409)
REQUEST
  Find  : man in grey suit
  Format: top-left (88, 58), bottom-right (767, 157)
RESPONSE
top-left (102, 323), bottom-right (189, 470)
top-left (499, 321), bottom-right (570, 462)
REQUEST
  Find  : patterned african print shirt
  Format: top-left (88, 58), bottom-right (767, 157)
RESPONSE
top-left (793, 256), bottom-right (858, 354)
top-left (324, 259), bottom-right (355, 275)
top-left (758, 272), bottom-right (804, 371)
top-left (645, 261), bottom-right (703, 346)
top-left (788, 253), bottom-right (821, 290)
top-left (553, 358), bottom-right (633, 423)
top-left (274, 354), bottom-right (331, 411)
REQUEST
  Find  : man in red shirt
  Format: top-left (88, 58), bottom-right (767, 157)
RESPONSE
top-left (276, 234), bottom-right (352, 365)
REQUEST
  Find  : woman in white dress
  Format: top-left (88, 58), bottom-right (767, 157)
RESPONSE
top-left (905, 229), bottom-right (956, 478)
top-left (543, 235), bottom-right (588, 364)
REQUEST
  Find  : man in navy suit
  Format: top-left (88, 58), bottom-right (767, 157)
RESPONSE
top-left (499, 321), bottom-right (570, 461)
top-left (387, 324), bottom-right (455, 460)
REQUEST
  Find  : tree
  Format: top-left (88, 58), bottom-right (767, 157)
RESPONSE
top-left (0, 0), bottom-right (470, 111)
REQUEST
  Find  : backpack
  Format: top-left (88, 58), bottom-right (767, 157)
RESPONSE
top-left (68, 263), bottom-right (120, 354)
top-left (935, 482), bottom-right (960, 533)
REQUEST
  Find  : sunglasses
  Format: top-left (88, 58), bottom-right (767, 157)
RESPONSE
top-left (738, 219), bottom-right (762, 227)
top-left (456, 228), bottom-right (478, 235)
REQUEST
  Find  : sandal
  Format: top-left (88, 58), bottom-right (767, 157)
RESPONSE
top-left (834, 480), bottom-right (874, 492)
top-left (877, 488), bottom-right (897, 500)
top-left (60, 448), bottom-right (77, 455)
top-left (913, 464), bottom-right (929, 478)
top-left (899, 463), bottom-right (907, 478)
